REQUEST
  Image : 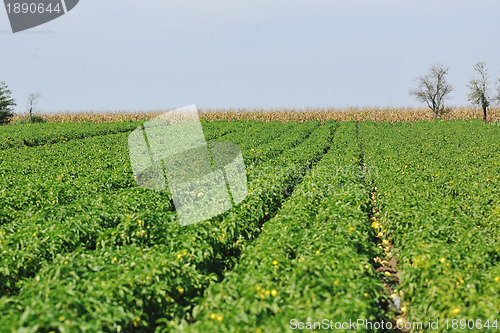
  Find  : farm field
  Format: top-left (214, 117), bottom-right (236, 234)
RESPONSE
top-left (0, 119), bottom-right (498, 332)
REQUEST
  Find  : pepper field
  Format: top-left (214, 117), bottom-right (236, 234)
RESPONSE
top-left (0, 118), bottom-right (498, 332)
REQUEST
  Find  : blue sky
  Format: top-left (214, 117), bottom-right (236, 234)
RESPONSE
top-left (1, 0), bottom-right (500, 113)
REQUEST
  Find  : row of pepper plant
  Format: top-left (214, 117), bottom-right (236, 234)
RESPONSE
top-left (359, 120), bottom-right (499, 331)
top-left (0, 121), bottom-right (329, 331)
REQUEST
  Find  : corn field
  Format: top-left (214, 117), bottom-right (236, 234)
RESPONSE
top-left (10, 107), bottom-right (500, 124)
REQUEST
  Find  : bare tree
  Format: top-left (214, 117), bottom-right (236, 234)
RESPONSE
top-left (467, 62), bottom-right (494, 123)
top-left (496, 75), bottom-right (500, 106)
top-left (26, 92), bottom-right (41, 123)
top-left (409, 63), bottom-right (454, 119)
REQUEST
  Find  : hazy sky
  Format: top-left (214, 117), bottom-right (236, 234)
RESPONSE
top-left (1, 0), bottom-right (500, 113)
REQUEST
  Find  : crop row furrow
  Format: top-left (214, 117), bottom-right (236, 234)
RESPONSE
top-left (172, 121), bottom-right (387, 333)
top-left (359, 120), bottom-right (499, 330)
top-left (0, 119), bottom-right (272, 227)
top-left (0, 122), bottom-right (336, 331)
top-left (0, 120), bottom-right (294, 295)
